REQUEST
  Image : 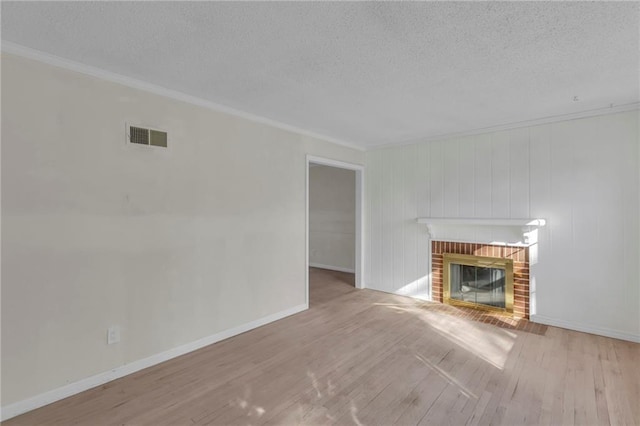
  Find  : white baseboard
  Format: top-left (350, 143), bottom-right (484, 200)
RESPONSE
top-left (0, 303), bottom-right (308, 422)
top-left (410, 294), bottom-right (431, 302)
top-left (363, 285), bottom-right (430, 302)
top-left (530, 314), bottom-right (640, 343)
top-left (309, 263), bottom-right (355, 274)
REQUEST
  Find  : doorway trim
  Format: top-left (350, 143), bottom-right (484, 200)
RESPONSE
top-left (306, 155), bottom-right (365, 306)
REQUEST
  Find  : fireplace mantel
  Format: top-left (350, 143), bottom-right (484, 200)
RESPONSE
top-left (416, 217), bottom-right (546, 244)
top-left (416, 217), bottom-right (546, 227)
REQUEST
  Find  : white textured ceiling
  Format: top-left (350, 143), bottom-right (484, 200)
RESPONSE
top-left (2, 2), bottom-right (639, 149)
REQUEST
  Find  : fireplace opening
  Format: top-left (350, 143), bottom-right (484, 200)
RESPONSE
top-left (443, 253), bottom-right (514, 314)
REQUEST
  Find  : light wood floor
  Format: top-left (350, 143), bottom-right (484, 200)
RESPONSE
top-left (5, 268), bottom-right (639, 425)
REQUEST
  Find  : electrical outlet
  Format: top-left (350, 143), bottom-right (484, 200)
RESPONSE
top-left (107, 326), bottom-right (120, 345)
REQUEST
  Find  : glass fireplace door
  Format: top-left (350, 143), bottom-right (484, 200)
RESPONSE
top-left (443, 253), bottom-right (514, 313)
top-left (449, 264), bottom-right (506, 308)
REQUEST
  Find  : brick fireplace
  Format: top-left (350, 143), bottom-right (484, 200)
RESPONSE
top-left (432, 241), bottom-right (530, 319)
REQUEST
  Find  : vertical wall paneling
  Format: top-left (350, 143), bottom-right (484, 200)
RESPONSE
top-left (403, 145), bottom-right (419, 296)
top-left (491, 131), bottom-right (511, 219)
top-left (429, 141), bottom-right (444, 218)
top-left (417, 143), bottom-right (431, 297)
top-left (458, 137), bottom-right (476, 217)
top-left (509, 128), bottom-right (530, 218)
top-left (528, 124), bottom-right (552, 317)
top-left (443, 139), bottom-right (460, 218)
top-left (366, 150), bottom-right (380, 289)
top-left (474, 133), bottom-right (493, 218)
top-left (365, 111), bottom-right (639, 340)
top-left (547, 120), bottom-right (575, 272)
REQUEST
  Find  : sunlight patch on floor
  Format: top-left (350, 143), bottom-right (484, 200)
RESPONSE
top-left (228, 387), bottom-right (266, 419)
top-left (375, 302), bottom-right (516, 370)
top-left (414, 353), bottom-right (478, 399)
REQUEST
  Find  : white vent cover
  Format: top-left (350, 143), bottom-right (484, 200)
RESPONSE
top-left (127, 124), bottom-right (167, 148)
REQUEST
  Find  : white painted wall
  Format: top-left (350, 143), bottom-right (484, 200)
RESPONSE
top-left (309, 165), bottom-right (355, 273)
top-left (0, 53), bottom-right (364, 409)
top-left (366, 111), bottom-right (639, 341)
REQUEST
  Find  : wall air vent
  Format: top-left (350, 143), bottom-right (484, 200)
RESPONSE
top-left (128, 125), bottom-right (168, 148)
top-left (130, 126), bottom-right (149, 145)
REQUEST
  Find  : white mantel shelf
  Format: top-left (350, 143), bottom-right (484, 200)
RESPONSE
top-left (416, 218), bottom-right (546, 227)
top-left (416, 217), bottom-right (546, 244)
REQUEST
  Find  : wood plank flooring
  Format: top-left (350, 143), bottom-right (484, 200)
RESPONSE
top-left (5, 267), bottom-right (639, 425)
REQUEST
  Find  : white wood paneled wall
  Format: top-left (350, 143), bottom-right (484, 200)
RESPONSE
top-left (365, 111), bottom-right (639, 341)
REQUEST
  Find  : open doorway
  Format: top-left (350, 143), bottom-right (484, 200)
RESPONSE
top-left (306, 155), bottom-right (364, 307)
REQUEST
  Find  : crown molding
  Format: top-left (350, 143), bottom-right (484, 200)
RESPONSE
top-left (1, 41), bottom-right (365, 152)
top-left (370, 101), bottom-right (640, 151)
top-left (3, 41), bottom-right (637, 153)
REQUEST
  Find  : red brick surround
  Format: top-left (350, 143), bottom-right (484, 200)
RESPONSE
top-left (431, 241), bottom-right (530, 319)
